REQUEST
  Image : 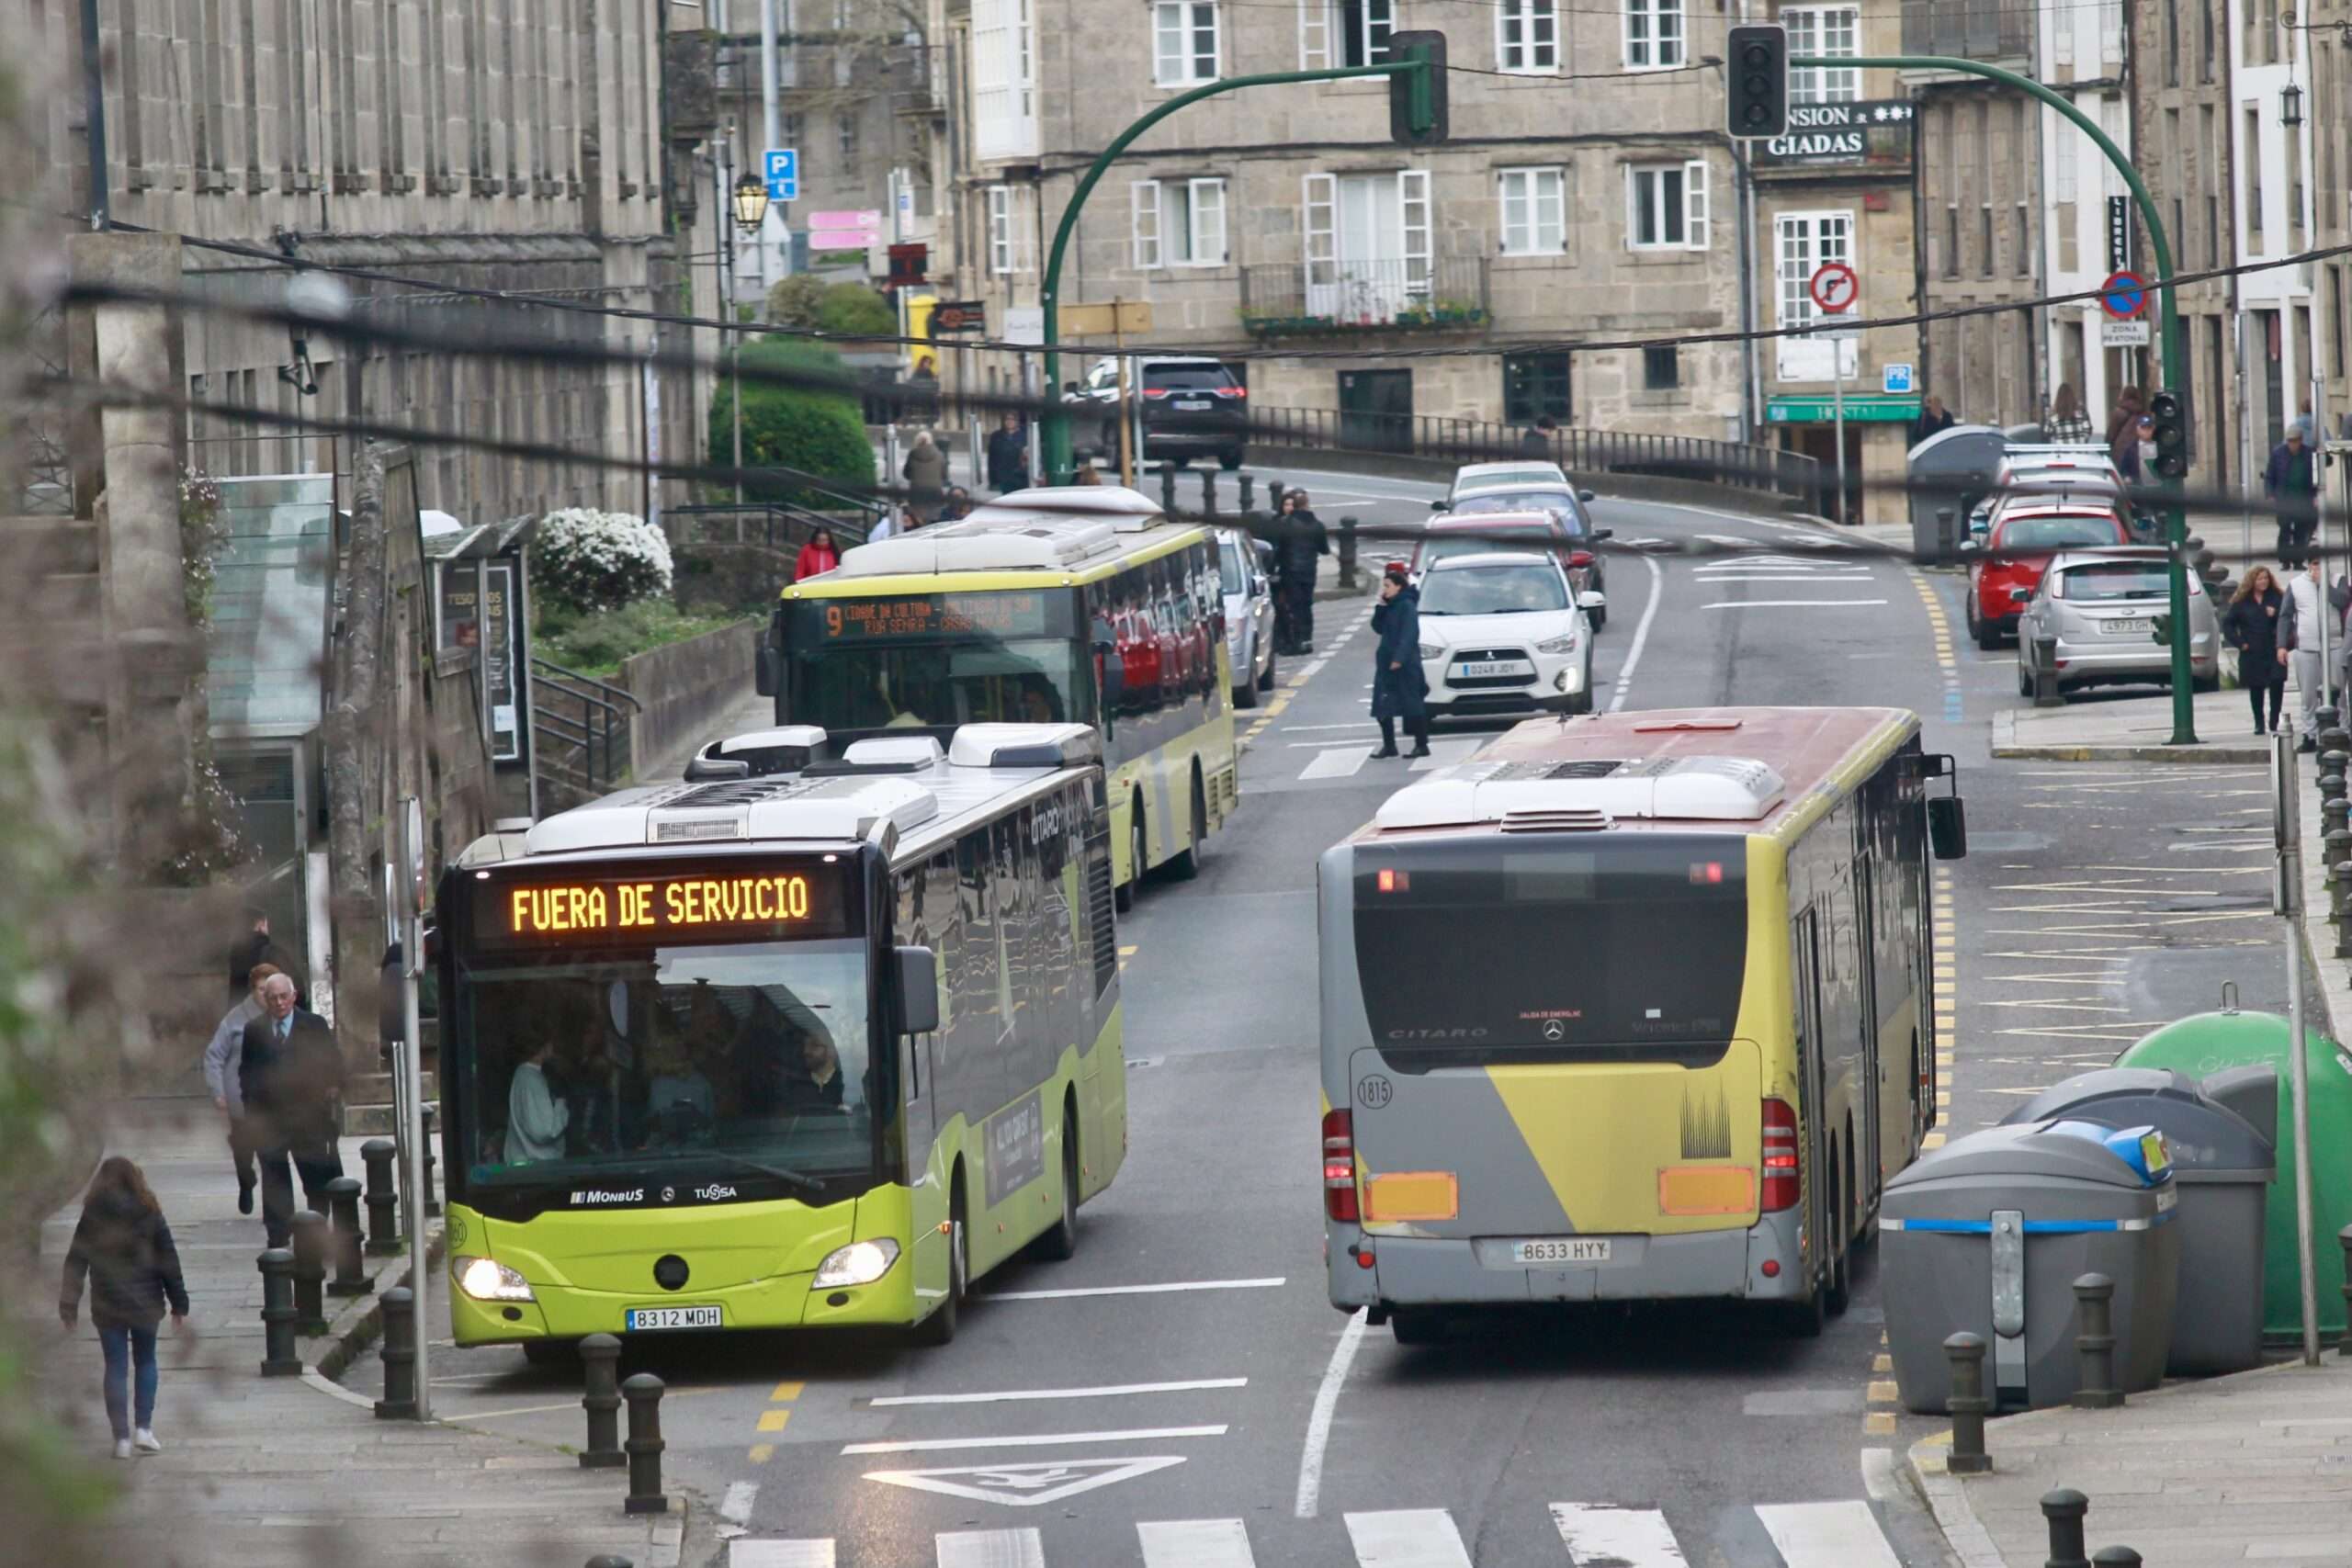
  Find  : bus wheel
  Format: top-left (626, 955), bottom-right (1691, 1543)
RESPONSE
top-left (1390, 1308), bottom-right (1450, 1347)
top-left (914, 1182), bottom-right (967, 1348)
top-left (1826, 1154), bottom-right (1852, 1317)
top-left (1114, 807), bottom-right (1145, 912)
top-left (1168, 775), bottom-right (1205, 881)
top-left (1035, 1106), bottom-right (1080, 1261)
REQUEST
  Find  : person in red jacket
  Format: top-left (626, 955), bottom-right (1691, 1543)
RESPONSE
top-left (794, 526), bottom-right (841, 581)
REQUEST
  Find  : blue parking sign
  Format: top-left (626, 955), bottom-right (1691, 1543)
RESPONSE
top-left (1882, 362), bottom-right (1916, 395)
top-left (763, 149), bottom-right (798, 202)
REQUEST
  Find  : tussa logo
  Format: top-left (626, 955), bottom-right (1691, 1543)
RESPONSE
top-left (570, 1189), bottom-right (646, 1205)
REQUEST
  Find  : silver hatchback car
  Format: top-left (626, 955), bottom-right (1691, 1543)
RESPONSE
top-left (2014, 548), bottom-right (2220, 697)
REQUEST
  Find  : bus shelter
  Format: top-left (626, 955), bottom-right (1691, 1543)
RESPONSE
top-left (422, 512), bottom-right (540, 822)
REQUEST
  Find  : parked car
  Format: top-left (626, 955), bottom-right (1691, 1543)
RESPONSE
top-left (1064, 355), bottom-right (1249, 469)
top-left (2014, 548), bottom-right (2221, 697)
top-left (1216, 527), bottom-right (1277, 706)
top-left (1408, 510), bottom-right (1613, 628)
top-left (1412, 552), bottom-right (1594, 719)
top-left (1963, 504), bottom-right (2135, 648)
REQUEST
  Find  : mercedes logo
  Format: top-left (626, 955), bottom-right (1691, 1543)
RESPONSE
top-left (1544, 1020), bottom-right (1566, 1042)
top-left (661, 1186), bottom-right (676, 1202)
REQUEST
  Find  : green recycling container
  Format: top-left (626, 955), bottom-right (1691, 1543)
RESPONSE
top-left (2119, 1010), bottom-right (2352, 1341)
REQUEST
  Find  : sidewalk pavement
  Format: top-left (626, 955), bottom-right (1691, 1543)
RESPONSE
top-left (1911, 1358), bottom-right (2352, 1567)
top-left (1991, 686), bottom-right (2272, 762)
top-left (34, 1102), bottom-right (707, 1568)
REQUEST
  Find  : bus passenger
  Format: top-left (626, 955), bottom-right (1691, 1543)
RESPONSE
top-left (504, 1040), bottom-right (571, 1164)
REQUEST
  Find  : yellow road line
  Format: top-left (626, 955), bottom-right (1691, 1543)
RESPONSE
top-left (772, 1380), bottom-right (806, 1403)
top-left (750, 1443), bottom-right (775, 1464)
top-left (1864, 1410), bottom-right (1898, 1436)
top-left (757, 1408), bottom-right (791, 1433)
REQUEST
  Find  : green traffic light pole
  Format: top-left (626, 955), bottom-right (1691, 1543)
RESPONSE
top-left (1797, 53), bottom-right (2197, 742)
top-left (1036, 50), bottom-right (1438, 488)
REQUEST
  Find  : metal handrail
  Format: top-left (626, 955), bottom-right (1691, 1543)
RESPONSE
top-left (529, 657), bottom-right (641, 801)
top-left (664, 502), bottom-right (874, 551)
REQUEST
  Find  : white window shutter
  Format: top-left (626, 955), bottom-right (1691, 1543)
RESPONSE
top-left (1399, 168), bottom-right (1431, 294)
top-left (1683, 158), bottom-right (1710, 249)
top-left (1304, 172), bottom-right (1337, 286)
top-left (1132, 181), bottom-right (1163, 268)
top-left (1194, 179), bottom-right (1227, 265)
top-left (1298, 0), bottom-right (1332, 67)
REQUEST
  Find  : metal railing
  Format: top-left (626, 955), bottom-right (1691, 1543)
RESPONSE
top-left (1238, 256), bottom-right (1489, 335)
top-left (1242, 405), bottom-right (1821, 502)
top-left (664, 502), bottom-right (875, 552)
top-left (529, 658), bottom-right (642, 806)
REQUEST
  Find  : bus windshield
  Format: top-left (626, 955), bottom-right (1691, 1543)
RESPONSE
top-left (452, 940), bottom-right (876, 1195)
top-left (789, 635), bottom-right (1089, 734)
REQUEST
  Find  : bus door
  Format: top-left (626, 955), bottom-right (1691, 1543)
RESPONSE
top-left (1855, 856), bottom-right (1884, 1203)
top-left (1793, 908), bottom-right (1830, 1292)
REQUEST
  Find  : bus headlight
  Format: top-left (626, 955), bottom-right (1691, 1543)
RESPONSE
top-left (453, 1256), bottom-right (536, 1303)
top-left (812, 1237), bottom-right (901, 1289)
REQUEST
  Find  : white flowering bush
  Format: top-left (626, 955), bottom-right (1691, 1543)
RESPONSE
top-left (536, 508), bottom-right (675, 613)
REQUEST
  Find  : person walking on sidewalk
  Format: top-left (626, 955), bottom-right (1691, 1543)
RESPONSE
top-left (794, 526), bottom-right (841, 582)
top-left (986, 412), bottom-right (1031, 495)
top-left (241, 972), bottom-right (345, 1249)
top-left (902, 429), bottom-right (949, 523)
top-left (60, 1156), bottom-right (189, 1461)
top-left (2266, 425), bottom-right (2319, 565)
top-left (2290, 559), bottom-right (2331, 746)
top-left (2225, 565), bottom-right (2291, 736)
top-left (1273, 490), bottom-right (1329, 655)
top-left (201, 960), bottom-right (281, 1216)
top-left (2045, 382), bottom-right (2097, 445)
top-left (1370, 564), bottom-right (1430, 760)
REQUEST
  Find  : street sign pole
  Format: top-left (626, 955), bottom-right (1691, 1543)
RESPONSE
top-left (1834, 344), bottom-right (1847, 525)
top-left (1801, 52), bottom-right (2197, 742)
top-left (2274, 735), bottom-right (2321, 1366)
top-left (397, 797), bottom-right (431, 1420)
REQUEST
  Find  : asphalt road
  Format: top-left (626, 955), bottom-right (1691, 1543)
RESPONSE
top-left (349, 464), bottom-right (2311, 1567)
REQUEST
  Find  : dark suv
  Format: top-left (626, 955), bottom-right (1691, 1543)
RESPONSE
top-left (1068, 355), bottom-right (1249, 469)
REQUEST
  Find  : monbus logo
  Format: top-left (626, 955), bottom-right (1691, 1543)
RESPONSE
top-left (571, 1189), bottom-right (646, 1205)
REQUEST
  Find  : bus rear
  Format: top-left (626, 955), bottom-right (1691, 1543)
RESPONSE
top-left (1319, 759), bottom-right (1825, 1333)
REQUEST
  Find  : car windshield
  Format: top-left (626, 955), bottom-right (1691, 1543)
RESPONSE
top-left (1998, 516), bottom-right (2122, 551)
top-left (1451, 491), bottom-right (1586, 529)
top-left (1419, 564), bottom-right (1569, 616)
top-left (2057, 561), bottom-right (2171, 600)
top-left (1422, 528), bottom-right (1560, 568)
top-left (1218, 538), bottom-right (1248, 595)
top-left (455, 941), bottom-right (876, 1189)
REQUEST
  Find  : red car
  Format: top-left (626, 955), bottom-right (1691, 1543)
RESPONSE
top-left (1965, 505), bottom-right (2133, 648)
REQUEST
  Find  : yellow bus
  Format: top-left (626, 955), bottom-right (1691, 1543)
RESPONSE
top-left (437, 722), bottom-right (1125, 1352)
top-left (1319, 706), bottom-right (1966, 1340)
top-left (762, 486), bottom-right (1239, 908)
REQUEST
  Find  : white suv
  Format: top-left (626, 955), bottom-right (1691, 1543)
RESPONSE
top-left (1412, 552), bottom-right (1594, 719)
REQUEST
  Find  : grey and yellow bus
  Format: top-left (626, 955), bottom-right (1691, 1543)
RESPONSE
top-left (1320, 706), bottom-right (1965, 1340)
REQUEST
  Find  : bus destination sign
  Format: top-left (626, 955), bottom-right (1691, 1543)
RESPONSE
top-left (474, 866), bottom-right (850, 950)
top-left (801, 590), bottom-right (1061, 644)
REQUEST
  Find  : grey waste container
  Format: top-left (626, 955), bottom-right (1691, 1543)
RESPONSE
top-left (1882, 1119), bottom-right (2179, 1414)
top-left (2004, 1067), bottom-right (2274, 1374)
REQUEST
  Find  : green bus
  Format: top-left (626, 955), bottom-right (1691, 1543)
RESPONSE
top-left (435, 722), bottom-right (1124, 1352)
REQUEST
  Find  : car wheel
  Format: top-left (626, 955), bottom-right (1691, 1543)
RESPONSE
top-left (1114, 807), bottom-right (1145, 912)
top-left (1974, 615), bottom-right (2004, 651)
top-left (1589, 604), bottom-right (1607, 630)
top-left (1259, 649), bottom-right (1277, 691)
top-left (1218, 448), bottom-right (1244, 471)
top-left (912, 1180), bottom-right (967, 1347)
top-left (2018, 662), bottom-right (2033, 697)
top-left (1234, 675), bottom-right (1259, 709)
top-left (2193, 670), bottom-right (2221, 694)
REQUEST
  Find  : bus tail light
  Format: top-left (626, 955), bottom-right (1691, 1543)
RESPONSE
top-left (1323, 1109), bottom-right (1359, 1223)
top-left (1761, 1098), bottom-right (1801, 1212)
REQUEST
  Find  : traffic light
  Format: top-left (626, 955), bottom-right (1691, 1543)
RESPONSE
top-left (1725, 25), bottom-right (1790, 140)
top-left (1387, 30), bottom-right (1449, 147)
top-left (2149, 388), bottom-right (2189, 479)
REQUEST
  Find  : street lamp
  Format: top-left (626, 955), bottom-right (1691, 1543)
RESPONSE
top-left (732, 175), bottom-right (770, 233)
top-left (2283, 82), bottom-right (2306, 128)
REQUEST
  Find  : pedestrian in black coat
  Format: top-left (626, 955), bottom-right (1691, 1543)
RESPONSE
top-left (985, 413), bottom-right (1031, 494)
top-left (241, 971), bottom-right (346, 1247)
top-left (1273, 491), bottom-right (1329, 654)
top-left (1370, 565), bottom-right (1430, 759)
top-left (2224, 565), bottom-right (2290, 736)
top-left (60, 1156), bottom-right (189, 1459)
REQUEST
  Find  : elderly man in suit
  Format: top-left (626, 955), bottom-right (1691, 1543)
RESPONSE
top-left (241, 972), bottom-right (345, 1248)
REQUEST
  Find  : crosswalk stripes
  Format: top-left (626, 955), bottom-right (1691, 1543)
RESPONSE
top-left (1290, 736), bottom-right (1480, 783)
top-left (729, 1499), bottom-right (1904, 1567)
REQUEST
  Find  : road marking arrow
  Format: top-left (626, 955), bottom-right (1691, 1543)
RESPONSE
top-left (862, 1455), bottom-right (1187, 1507)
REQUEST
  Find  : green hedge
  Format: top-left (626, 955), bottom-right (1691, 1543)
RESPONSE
top-left (707, 337), bottom-right (876, 507)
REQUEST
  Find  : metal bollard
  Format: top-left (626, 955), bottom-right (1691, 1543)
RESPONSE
top-left (2072, 1274), bottom-right (2122, 1408)
top-left (1159, 463), bottom-right (1177, 513)
top-left (2317, 705), bottom-right (2342, 736)
top-left (2320, 748), bottom-right (2349, 784)
top-left (360, 1138), bottom-right (402, 1255)
top-left (2323, 770), bottom-right (2348, 805)
top-left (325, 1176), bottom-right (373, 1297)
top-left (1268, 480), bottom-right (1286, 513)
top-left (1338, 517), bottom-right (1360, 591)
top-left (580, 1334), bottom-right (626, 1469)
top-left (422, 1103), bottom-right (441, 1216)
top-left (375, 1285), bottom-right (419, 1419)
top-left (2322, 818), bottom-right (2351, 884)
top-left (2041, 1487), bottom-right (2091, 1568)
top-left (1198, 468), bottom-right (1218, 518)
top-left (2325, 725), bottom-right (2352, 760)
top-left (2090, 1551), bottom-right (2143, 1567)
top-left (1238, 472), bottom-right (1255, 512)
top-left (1944, 1331), bottom-right (1992, 1473)
top-left (290, 1208), bottom-right (330, 1335)
top-left (622, 1373), bottom-right (669, 1514)
top-left (2031, 633), bottom-right (2064, 707)
top-left (257, 1247), bottom-right (302, 1376)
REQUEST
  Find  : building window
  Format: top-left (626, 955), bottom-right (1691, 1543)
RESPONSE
top-left (1623, 0), bottom-right (1684, 68)
top-left (1627, 161), bottom-right (1708, 250)
top-left (1498, 0), bottom-right (1559, 73)
top-left (2247, 105), bottom-right (2265, 247)
top-left (1503, 352), bottom-right (1572, 423)
top-left (1783, 6), bottom-right (1859, 104)
top-left (987, 185), bottom-right (1032, 274)
top-left (1301, 0), bottom-right (1393, 68)
top-left (1498, 167), bottom-right (1566, 254)
top-left (1775, 209), bottom-right (1856, 380)
top-left (1131, 177), bottom-right (1227, 266)
top-left (2015, 201), bottom-right (2031, 276)
top-left (1979, 205), bottom-right (1994, 276)
top-left (836, 110), bottom-right (858, 159)
top-left (2332, 265), bottom-right (2345, 377)
top-left (784, 111), bottom-right (805, 148)
top-left (972, 0), bottom-right (1040, 161)
top-left (1153, 2), bottom-right (1220, 86)
top-left (1643, 344), bottom-right (1680, 390)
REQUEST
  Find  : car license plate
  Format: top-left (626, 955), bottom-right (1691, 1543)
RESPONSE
top-left (626, 1305), bottom-right (721, 1331)
top-left (1510, 1238), bottom-right (1611, 1265)
top-left (1174, 398), bottom-right (1212, 411)
top-left (2102, 617), bottom-right (2153, 635)
top-left (1455, 659), bottom-right (1532, 678)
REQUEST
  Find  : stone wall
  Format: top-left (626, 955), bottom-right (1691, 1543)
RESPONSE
top-left (620, 618), bottom-right (762, 780)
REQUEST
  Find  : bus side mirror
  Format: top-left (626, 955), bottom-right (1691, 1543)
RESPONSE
top-left (895, 945), bottom-right (939, 1035)
top-left (1928, 795), bottom-right (1968, 861)
top-left (755, 642), bottom-right (779, 698)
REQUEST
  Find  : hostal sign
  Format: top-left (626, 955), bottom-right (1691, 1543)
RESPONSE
top-left (1756, 100), bottom-right (1916, 166)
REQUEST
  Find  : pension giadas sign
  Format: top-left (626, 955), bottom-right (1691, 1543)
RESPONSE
top-left (1756, 99), bottom-right (1916, 165)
